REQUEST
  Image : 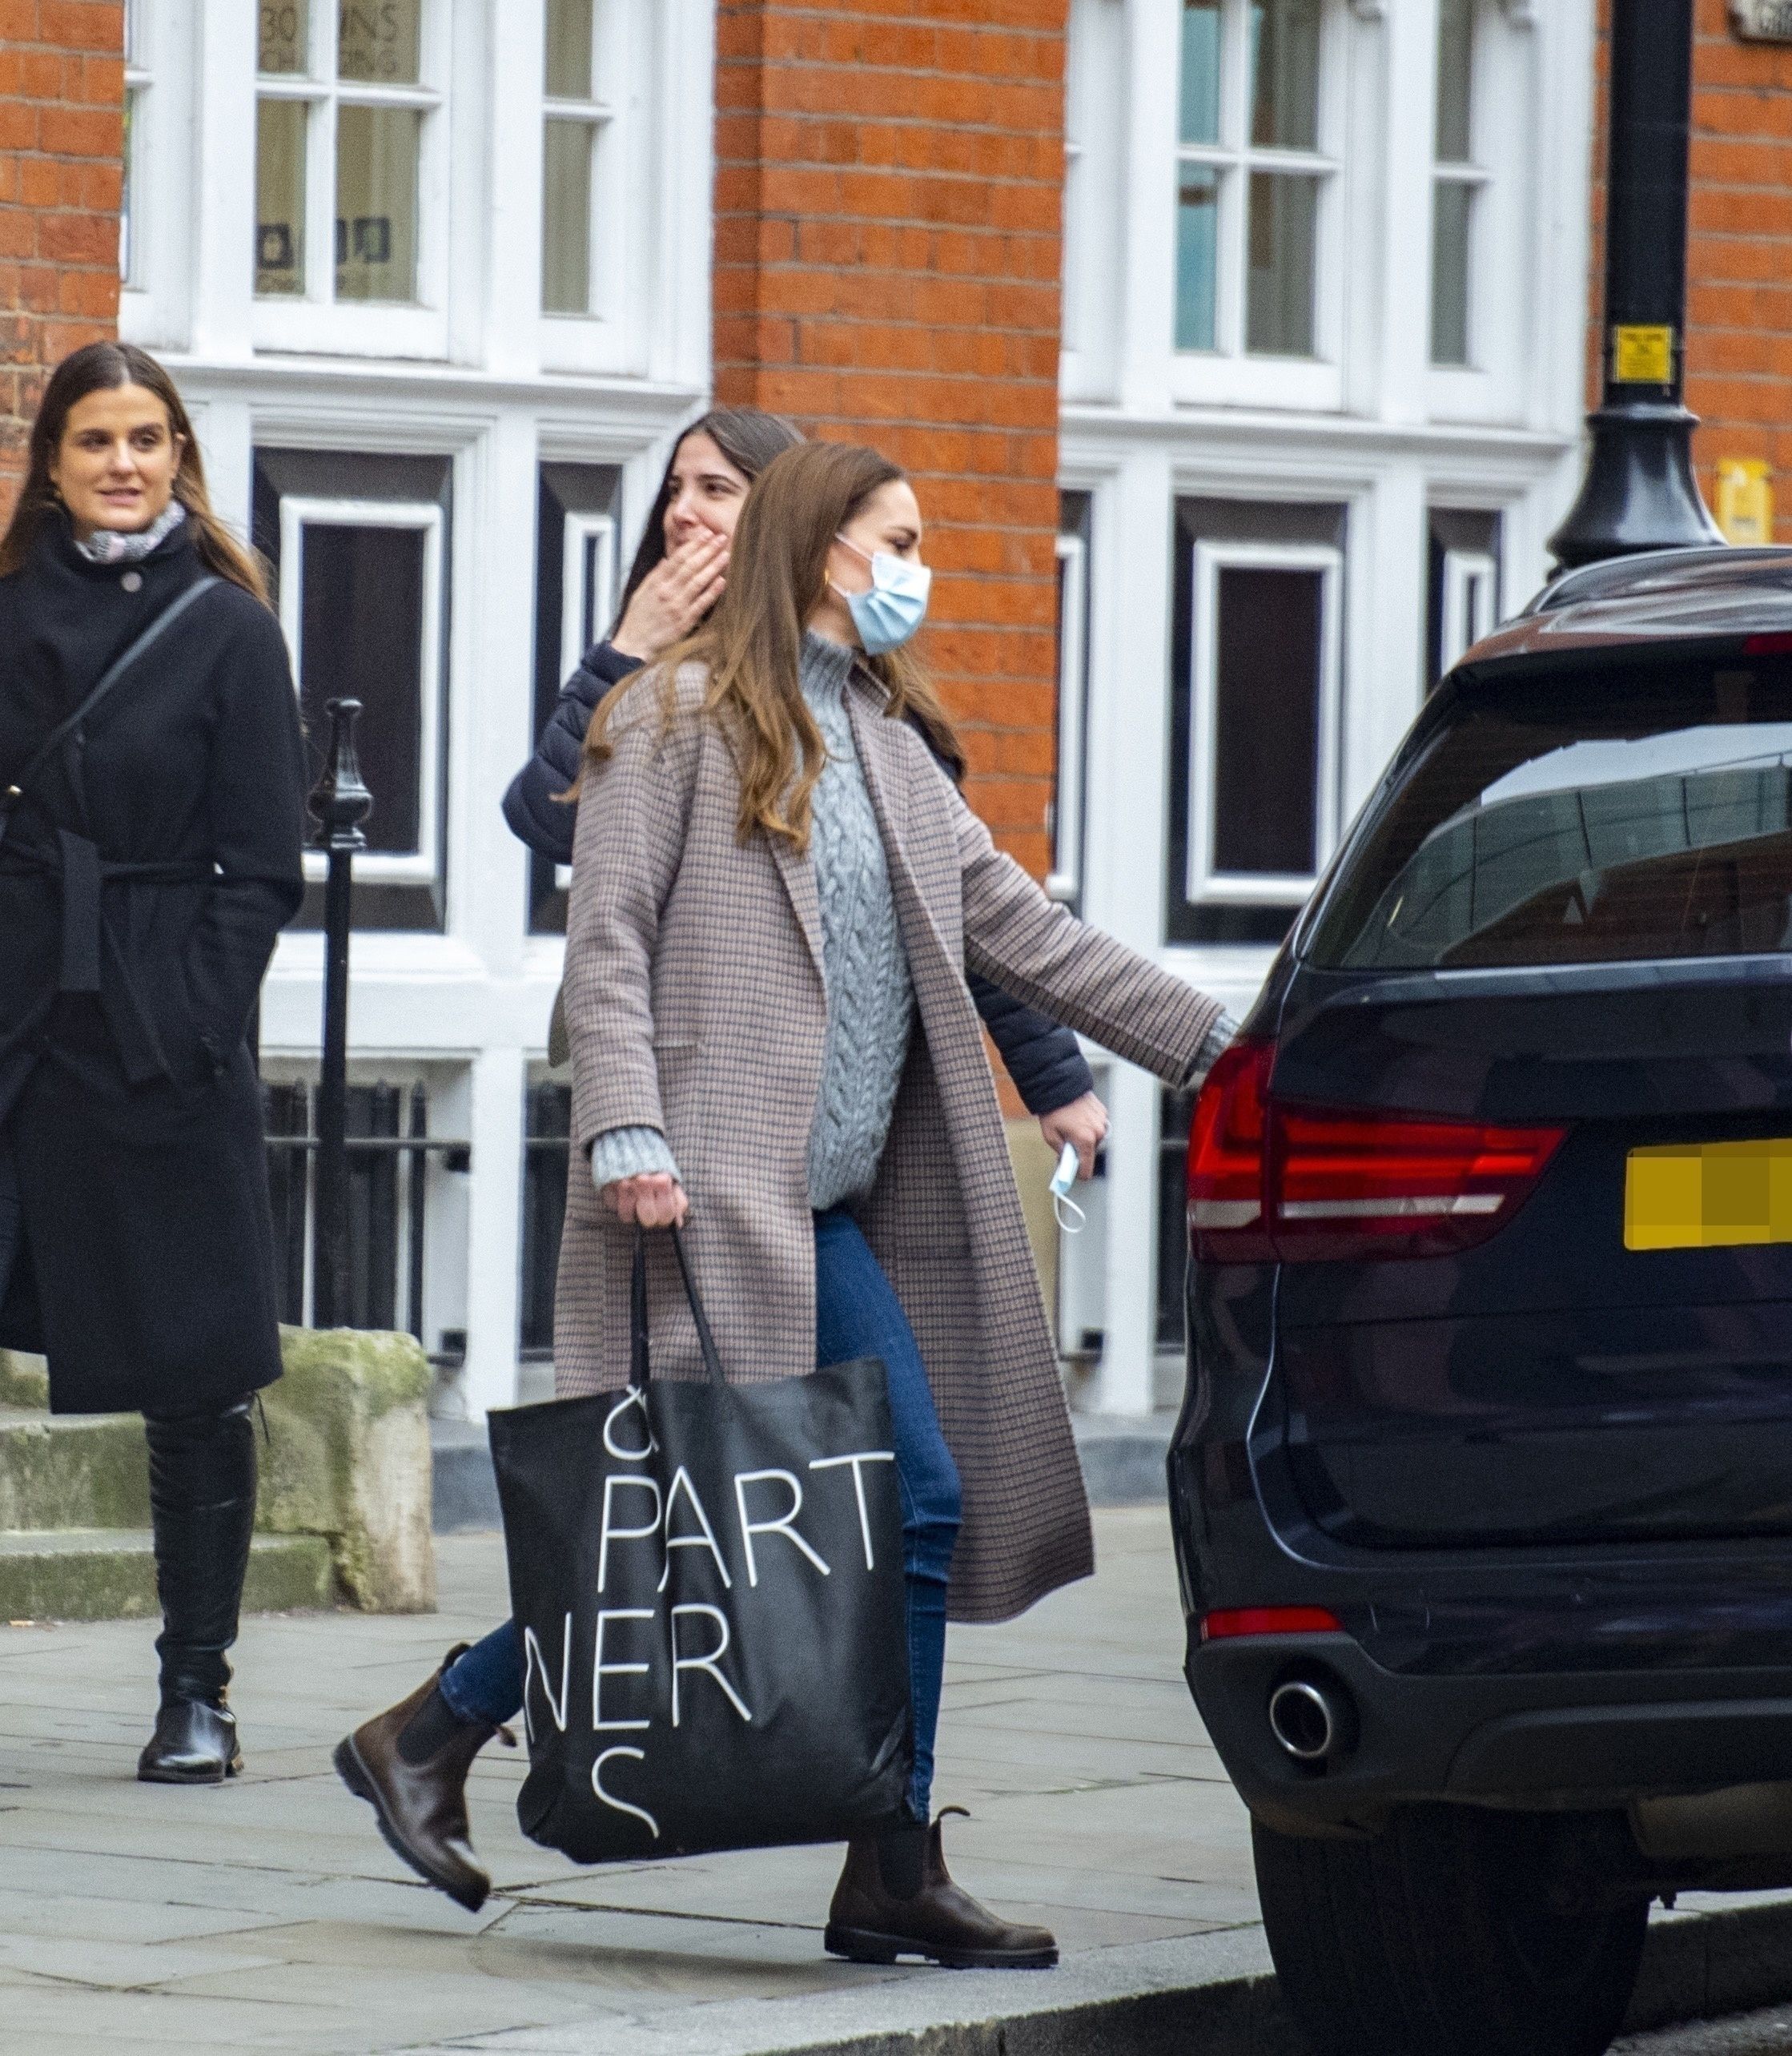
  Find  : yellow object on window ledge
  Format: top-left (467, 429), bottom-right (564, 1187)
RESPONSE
top-left (1717, 458), bottom-right (1774, 545)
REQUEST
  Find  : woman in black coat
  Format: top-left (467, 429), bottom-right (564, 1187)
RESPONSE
top-left (0, 343), bottom-right (307, 1784)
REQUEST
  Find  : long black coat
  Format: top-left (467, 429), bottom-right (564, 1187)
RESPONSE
top-left (502, 641), bottom-right (1099, 1115)
top-left (0, 517), bottom-right (306, 1415)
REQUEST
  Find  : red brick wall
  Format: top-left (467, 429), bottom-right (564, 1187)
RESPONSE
top-left (0, 0), bottom-right (124, 513)
top-left (712, 0), bottom-right (1070, 880)
top-left (1590, 0), bottom-right (1792, 538)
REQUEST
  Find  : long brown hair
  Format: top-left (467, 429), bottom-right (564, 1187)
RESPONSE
top-left (0, 341), bottom-right (269, 603)
top-left (587, 440), bottom-right (964, 851)
top-left (610, 407), bottom-right (803, 638)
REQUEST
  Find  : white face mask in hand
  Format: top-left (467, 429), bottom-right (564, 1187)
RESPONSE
top-left (1049, 1141), bottom-right (1087, 1235)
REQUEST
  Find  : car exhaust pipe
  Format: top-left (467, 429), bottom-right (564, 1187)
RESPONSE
top-left (1268, 1676), bottom-right (1354, 1764)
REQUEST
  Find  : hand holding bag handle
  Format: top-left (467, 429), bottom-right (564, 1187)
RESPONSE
top-left (630, 1224), bottom-right (727, 1392)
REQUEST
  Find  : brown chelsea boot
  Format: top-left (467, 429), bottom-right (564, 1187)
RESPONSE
top-left (332, 1645), bottom-right (513, 1913)
top-left (825, 1806), bottom-right (1058, 1969)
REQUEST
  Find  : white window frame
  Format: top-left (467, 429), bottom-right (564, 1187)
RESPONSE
top-left (1440, 546), bottom-right (1499, 671)
top-left (1063, 123), bottom-right (1084, 342)
top-left (1047, 531), bottom-right (1090, 907)
top-left (280, 497), bottom-right (446, 888)
top-left (1170, 0), bottom-right (1348, 412)
top-left (552, 510), bottom-right (617, 891)
top-left (117, 0), bottom-right (195, 348)
top-left (1429, 0), bottom-right (1490, 369)
top-left (561, 511), bottom-right (617, 682)
top-left (251, 0), bottom-right (451, 359)
top-left (538, 0), bottom-right (653, 376)
top-left (122, 0), bottom-right (149, 287)
top-left (1427, 0), bottom-right (1538, 423)
top-left (1187, 538), bottom-right (1343, 907)
top-left (540, 0), bottom-right (615, 317)
top-left (1059, 0), bottom-right (1125, 402)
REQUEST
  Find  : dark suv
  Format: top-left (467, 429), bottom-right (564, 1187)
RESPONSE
top-left (1169, 546), bottom-right (1792, 2056)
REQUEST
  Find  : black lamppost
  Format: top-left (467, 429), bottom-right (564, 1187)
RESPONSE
top-left (1549, 0), bottom-right (1724, 570)
top-left (307, 698), bottom-right (372, 1330)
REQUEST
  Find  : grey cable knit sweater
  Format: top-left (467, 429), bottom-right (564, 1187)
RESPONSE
top-left (588, 640), bottom-right (1242, 1204)
top-left (589, 634), bottom-right (916, 1210)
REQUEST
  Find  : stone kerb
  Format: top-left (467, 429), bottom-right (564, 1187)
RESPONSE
top-left (261, 1326), bottom-right (437, 1613)
top-left (0, 1349), bottom-right (50, 1409)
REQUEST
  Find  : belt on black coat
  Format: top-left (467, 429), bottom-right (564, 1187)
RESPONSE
top-left (0, 834), bottom-right (213, 993)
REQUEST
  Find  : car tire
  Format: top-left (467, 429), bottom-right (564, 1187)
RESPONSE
top-left (1252, 1806), bottom-right (1649, 2056)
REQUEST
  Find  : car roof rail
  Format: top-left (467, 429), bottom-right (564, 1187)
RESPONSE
top-left (1520, 545), bottom-right (1792, 618)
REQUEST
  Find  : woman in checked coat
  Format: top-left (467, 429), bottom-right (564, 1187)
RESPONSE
top-left (337, 441), bottom-right (1233, 1965)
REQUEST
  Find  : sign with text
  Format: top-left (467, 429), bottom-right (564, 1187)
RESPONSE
top-left (1612, 324), bottom-right (1675, 386)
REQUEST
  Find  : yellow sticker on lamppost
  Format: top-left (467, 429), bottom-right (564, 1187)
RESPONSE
top-left (1612, 324), bottom-right (1675, 384)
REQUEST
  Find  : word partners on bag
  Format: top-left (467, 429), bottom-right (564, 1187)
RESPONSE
top-left (520, 1385), bottom-right (896, 1841)
top-left (491, 1224), bottom-right (913, 1863)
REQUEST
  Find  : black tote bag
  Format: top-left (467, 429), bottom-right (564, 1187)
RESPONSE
top-left (488, 1225), bottom-right (913, 1864)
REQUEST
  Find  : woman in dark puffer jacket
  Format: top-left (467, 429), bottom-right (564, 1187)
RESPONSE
top-left (504, 408), bottom-right (1107, 1143)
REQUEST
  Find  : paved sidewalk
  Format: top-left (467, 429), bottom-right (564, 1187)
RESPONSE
top-left (0, 1506), bottom-right (1260, 2054)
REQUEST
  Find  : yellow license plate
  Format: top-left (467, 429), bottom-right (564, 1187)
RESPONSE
top-left (1625, 1139), bottom-right (1792, 1251)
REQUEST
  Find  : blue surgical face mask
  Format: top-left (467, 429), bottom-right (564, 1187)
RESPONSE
top-left (831, 534), bottom-right (931, 654)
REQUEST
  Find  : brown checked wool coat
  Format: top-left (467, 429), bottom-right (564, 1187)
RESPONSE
top-left (555, 661), bottom-right (1224, 1623)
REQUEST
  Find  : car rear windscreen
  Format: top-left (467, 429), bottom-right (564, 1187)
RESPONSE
top-left (1308, 660), bottom-right (1792, 970)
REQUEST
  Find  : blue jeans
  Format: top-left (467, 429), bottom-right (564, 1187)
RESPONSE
top-left (441, 1209), bottom-right (962, 1824)
top-left (813, 1205), bottom-right (962, 1821)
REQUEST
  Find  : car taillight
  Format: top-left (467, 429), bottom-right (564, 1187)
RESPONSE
top-left (1187, 1040), bottom-right (1565, 1264)
top-left (1272, 1101), bottom-right (1567, 1261)
top-left (1187, 1040), bottom-right (1277, 1262)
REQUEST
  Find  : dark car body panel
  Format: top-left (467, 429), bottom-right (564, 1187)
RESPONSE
top-left (1169, 546), bottom-right (1792, 1836)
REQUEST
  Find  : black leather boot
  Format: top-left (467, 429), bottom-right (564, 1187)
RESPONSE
top-left (333, 1647), bottom-right (513, 1912)
top-left (137, 1395), bottom-right (257, 1784)
top-left (826, 1808), bottom-right (1059, 1969)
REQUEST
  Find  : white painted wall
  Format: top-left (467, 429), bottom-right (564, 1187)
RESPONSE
top-left (117, 0), bottom-right (1597, 1426)
top-left (1056, 0), bottom-right (1597, 1417)
top-left (122, 0), bottom-right (714, 1418)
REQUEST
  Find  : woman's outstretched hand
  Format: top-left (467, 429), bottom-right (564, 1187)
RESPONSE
top-left (1039, 1089), bottom-right (1108, 1180)
top-left (610, 532), bottom-right (729, 661)
top-left (601, 1173), bottom-right (691, 1229)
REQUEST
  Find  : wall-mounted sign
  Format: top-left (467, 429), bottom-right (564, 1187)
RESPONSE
top-left (1732, 0), bottom-right (1792, 41)
top-left (1717, 458), bottom-right (1774, 544)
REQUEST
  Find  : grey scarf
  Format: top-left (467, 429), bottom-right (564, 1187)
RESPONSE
top-left (73, 500), bottom-right (187, 565)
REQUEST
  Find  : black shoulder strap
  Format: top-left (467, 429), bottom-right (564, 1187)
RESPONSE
top-left (0, 575), bottom-right (223, 843)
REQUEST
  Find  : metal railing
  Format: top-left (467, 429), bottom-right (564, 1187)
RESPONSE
top-left (291, 698), bottom-right (470, 1353)
top-left (521, 1083), bottom-right (573, 1358)
top-left (264, 1080), bottom-right (469, 1342)
top-left (308, 697), bottom-right (370, 1330)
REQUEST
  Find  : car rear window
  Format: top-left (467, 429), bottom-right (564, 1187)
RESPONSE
top-left (1308, 660), bottom-right (1792, 970)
